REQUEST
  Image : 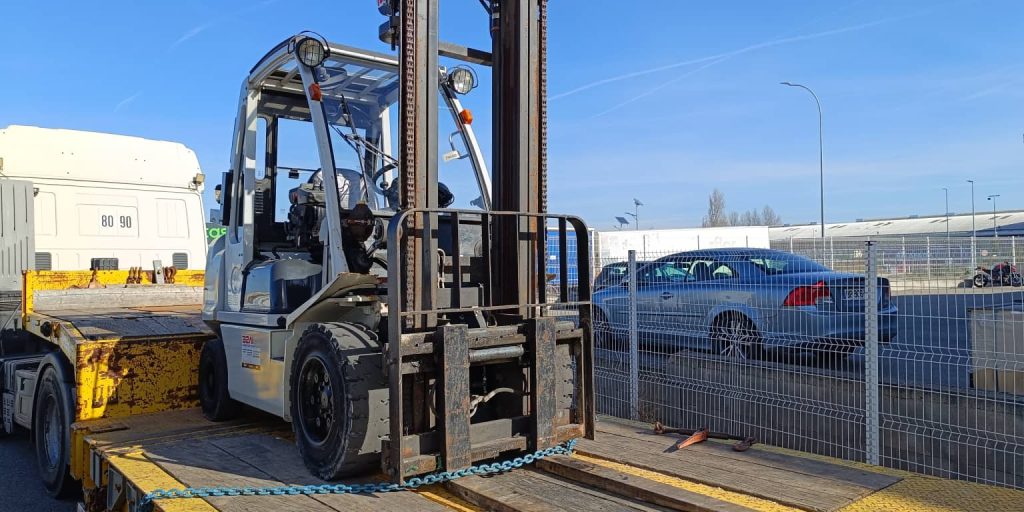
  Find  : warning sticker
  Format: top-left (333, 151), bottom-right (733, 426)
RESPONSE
top-left (241, 334), bottom-right (261, 370)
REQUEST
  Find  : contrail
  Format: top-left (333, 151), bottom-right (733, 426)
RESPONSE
top-left (169, 24), bottom-right (210, 50)
top-left (553, 13), bottom-right (912, 103)
top-left (113, 92), bottom-right (142, 112)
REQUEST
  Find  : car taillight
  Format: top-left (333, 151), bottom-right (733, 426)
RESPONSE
top-left (783, 281), bottom-right (831, 307)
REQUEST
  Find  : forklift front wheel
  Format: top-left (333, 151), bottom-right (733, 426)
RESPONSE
top-left (290, 323), bottom-right (387, 480)
top-left (33, 366), bottom-right (76, 498)
top-left (199, 338), bottom-right (241, 421)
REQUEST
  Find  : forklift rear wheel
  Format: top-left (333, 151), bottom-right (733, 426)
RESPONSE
top-left (290, 323), bottom-right (388, 480)
top-left (33, 366), bottom-right (77, 498)
top-left (199, 338), bottom-right (241, 421)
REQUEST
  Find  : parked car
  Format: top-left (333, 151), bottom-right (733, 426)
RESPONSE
top-left (593, 261), bottom-right (650, 292)
top-left (592, 248), bottom-right (897, 361)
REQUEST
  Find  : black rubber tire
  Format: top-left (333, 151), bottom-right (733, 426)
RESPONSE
top-left (973, 274), bottom-right (988, 288)
top-left (33, 366), bottom-right (76, 498)
top-left (199, 338), bottom-right (241, 421)
top-left (711, 313), bottom-right (763, 361)
top-left (290, 323), bottom-right (388, 480)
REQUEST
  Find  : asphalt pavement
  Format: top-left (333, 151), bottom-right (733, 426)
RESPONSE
top-left (0, 431), bottom-right (76, 512)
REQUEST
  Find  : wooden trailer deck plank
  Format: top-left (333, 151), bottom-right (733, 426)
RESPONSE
top-left (536, 455), bottom-right (756, 512)
top-left (581, 421), bottom-right (900, 512)
top-left (84, 409), bottom-right (459, 511)
top-left (447, 467), bottom-right (668, 512)
top-left (210, 433), bottom-right (454, 512)
top-left (595, 421), bottom-right (901, 491)
top-left (80, 409), bottom-right (275, 451)
top-left (145, 438), bottom-right (336, 512)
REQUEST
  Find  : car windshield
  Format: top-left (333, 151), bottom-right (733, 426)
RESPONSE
top-left (748, 253), bottom-right (828, 275)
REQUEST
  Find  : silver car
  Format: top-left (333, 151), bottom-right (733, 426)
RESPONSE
top-left (592, 248), bottom-right (897, 360)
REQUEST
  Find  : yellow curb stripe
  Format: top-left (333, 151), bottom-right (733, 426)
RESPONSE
top-left (572, 452), bottom-right (800, 512)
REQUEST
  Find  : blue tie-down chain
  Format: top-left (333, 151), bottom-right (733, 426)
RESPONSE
top-left (139, 439), bottom-right (577, 511)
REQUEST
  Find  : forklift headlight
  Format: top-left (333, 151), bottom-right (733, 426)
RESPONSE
top-left (447, 66), bottom-right (477, 95)
top-left (294, 36), bottom-right (328, 68)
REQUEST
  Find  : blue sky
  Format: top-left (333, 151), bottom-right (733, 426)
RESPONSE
top-left (3, 0), bottom-right (1022, 230)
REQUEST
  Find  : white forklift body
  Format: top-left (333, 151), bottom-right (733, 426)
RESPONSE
top-left (203, 37), bottom-right (491, 419)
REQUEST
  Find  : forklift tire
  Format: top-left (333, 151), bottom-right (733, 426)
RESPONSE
top-left (199, 338), bottom-right (241, 421)
top-left (290, 322), bottom-right (389, 480)
top-left (33, 366), bottom-right (76, 498)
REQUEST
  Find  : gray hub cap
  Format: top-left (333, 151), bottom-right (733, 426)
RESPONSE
top-left (719, 318), bottom-right (754, 360)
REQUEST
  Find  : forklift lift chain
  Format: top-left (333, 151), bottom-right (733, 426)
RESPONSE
top-left (139, 438), bottom-right (577, 511)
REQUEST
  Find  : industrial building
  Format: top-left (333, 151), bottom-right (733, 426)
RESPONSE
top-left (769, 210), bottom-right (1024, 240)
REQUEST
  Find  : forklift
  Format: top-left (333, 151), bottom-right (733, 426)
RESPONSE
top-left (201, 0), bottom-right (593, 482)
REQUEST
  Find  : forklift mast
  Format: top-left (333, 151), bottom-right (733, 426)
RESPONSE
top-left (381, 0), bottom-right (594, 482)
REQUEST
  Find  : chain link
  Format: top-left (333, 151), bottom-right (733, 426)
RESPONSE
top-left (139, 439), bottom-right (577, 511)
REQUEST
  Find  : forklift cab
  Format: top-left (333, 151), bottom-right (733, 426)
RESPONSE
top-left (205, 35), bottom-right (491, 320)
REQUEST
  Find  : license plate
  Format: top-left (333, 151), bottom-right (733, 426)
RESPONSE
top-left (844, 288), bottom-right (866, 300)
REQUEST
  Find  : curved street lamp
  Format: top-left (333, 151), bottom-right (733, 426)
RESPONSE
top-left (781, 81), bottom-right (824, 238)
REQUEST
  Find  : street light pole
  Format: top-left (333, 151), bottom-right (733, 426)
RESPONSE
top-left (631, 198), bottom-right (643, 231)
top-left (988, 194), bottom-right (1000, 238)
top-left (781, 81), bottom-right (824, 238)
top-left (967, 179), bottom-right (976, 268)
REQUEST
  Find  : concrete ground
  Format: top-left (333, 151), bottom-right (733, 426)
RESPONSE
top-left (0, 430), bottom-right (76, 512)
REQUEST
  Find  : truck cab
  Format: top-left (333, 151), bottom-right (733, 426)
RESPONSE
top-left (0, 125), bottom-right (208, 273)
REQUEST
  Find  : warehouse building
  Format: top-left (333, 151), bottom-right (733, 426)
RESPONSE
top-left (769, 210), bottom-right (1024, 240)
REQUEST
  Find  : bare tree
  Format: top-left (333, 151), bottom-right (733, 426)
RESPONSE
top-left (761, 205), bottom-right (782, 226)
top-left (702, 189), bottom-right (729, 227)
top-left (727, 211), bottom-right (740, 227)
top-left (702, 190), bottom-right (782, 227)
top-left (740, 210), bottom-right (762, 226)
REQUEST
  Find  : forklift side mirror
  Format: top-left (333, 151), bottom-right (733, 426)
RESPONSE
top-left (443, 131), bottom-right (468, 162)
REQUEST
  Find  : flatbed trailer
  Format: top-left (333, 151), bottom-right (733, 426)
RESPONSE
top-left (76, 408), bottom-right (904, 512)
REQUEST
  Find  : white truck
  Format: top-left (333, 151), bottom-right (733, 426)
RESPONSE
top-left (0, 126), bottom-right (211, 497)
top-left (0, 125), bottom-right (208, 279)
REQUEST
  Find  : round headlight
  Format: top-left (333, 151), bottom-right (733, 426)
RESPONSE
top-left (295, 37), bottom-right (328, 68)
top-left (447, 67), bottom-right (476, 95)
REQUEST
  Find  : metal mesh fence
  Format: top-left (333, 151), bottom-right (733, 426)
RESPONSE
top-left (592, 238), bottom-right (1024, 489)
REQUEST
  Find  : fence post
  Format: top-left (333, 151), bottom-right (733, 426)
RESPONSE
top-left (864, 241), bottom-right (880, 465)
top-left (926, 236), bottom-right (931, 282)
top-left (900, 236), bottom-right (907, 274)
top-left (1013, 237), bottom-right (1017, 266)
top-left (829, 237), bottom-right (835, 268)
top-left (627, 249), bottom-right (639, 421)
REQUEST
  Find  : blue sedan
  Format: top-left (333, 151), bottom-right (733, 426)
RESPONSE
top-left (592, 248), bottom-right (897, 360)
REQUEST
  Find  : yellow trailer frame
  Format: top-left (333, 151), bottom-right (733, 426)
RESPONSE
top-left (18, 270), bottom-right (214, 501)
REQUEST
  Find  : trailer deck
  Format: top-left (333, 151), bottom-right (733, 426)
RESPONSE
top-left (75, 409), bottom-right (906, 512)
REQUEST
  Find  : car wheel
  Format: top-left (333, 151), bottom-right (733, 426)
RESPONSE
top-left (1011, 274), bottom-right (1023, 287)
top-left (33, 367), bottom-right (77, 498)
top-left (712, 314), bottom-right (762, 361)
top-left (973, 274), bottom-right (988, 288)
top-left (199, 338), bottom-right (241, 421)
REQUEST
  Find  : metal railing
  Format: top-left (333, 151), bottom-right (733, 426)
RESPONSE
top-left (593, 239), bottom-right (1024, 489)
